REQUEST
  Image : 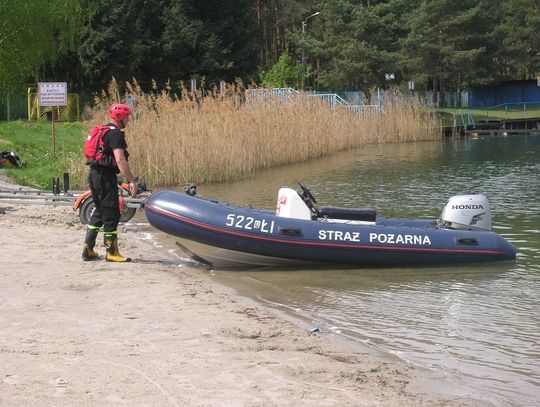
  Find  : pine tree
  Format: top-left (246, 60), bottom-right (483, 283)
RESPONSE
top-left (401, 0), bottom-right (493, 93)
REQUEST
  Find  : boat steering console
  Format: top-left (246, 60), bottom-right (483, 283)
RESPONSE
top-left (297, 181), bottom-right (319, 218)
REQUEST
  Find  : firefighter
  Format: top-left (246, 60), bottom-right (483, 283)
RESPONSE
top-left (82, 103), bottom-right (137, 262)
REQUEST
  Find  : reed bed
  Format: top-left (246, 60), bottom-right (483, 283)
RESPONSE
top-left (70, 80), bottom-right (441, 188)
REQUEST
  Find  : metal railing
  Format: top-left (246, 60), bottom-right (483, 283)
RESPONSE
top-left (0, 92), bottom-right (28, 120)
top-left (344, 104), bottom-right (384, 114)
top-left (30, 91), bottom-right (79, 122)
top-left (246, 88), bottom-right (384, 115)
top-left (449, 111), bottom-right (476, 134)
top-left (309, 93), bottom-right (349, 108)
top-left (484, 102), bottom-right (540, 121)
top-left (461, 111), bottom-right (475, 128)
top-left (245, 87), bottom-right (299, 103)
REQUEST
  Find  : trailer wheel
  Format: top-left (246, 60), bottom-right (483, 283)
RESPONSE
top-left (120, 208), bottom-right (137, 223)
top-left (79, 198), bottom-right (94, 224)
top-left (78, 199), bottom-right (137, 224)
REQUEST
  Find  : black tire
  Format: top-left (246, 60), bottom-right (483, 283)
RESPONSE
top-left (79, 198), bottom-right (94, 224)
top-left (120, 207), bottom-right (137, 223)
top-left (78, 198), bottom-right (137, 224)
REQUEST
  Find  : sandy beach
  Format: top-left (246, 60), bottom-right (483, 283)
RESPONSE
top-left (0, 173), bottom-right (467, 406)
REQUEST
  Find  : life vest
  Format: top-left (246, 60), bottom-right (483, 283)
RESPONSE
top-left (84, 125), bottom-right (116, 167)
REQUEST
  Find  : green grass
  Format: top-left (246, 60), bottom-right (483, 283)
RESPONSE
top-left (0, 120), bottom-right (84, 189)
top-left (437, 104), bottom-right (540, 127)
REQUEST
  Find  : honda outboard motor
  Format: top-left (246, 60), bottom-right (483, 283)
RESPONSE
top-left (439, 194), bottom-right (492, 231)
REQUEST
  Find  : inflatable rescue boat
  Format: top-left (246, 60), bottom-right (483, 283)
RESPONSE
top-left (143, 182), bottom-right (516, 268)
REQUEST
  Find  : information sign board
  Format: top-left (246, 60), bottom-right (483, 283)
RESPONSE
top-left (38, 82), bottom-right (67, 106)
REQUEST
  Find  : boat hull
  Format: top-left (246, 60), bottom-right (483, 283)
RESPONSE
top-left (144, 191), bottom-right (516, 268)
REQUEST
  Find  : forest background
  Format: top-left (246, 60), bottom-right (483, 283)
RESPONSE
top-left (1, 0), bottom-right (539, 96)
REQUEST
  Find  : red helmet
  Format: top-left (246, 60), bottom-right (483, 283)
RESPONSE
top-left (109, 103), bottom-right (132, 123)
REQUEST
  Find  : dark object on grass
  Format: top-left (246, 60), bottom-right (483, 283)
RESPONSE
top-left (0, 150), bottom-right (24, 168)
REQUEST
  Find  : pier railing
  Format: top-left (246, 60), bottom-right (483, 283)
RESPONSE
top-left (484, 102), bottom-right (540, 122)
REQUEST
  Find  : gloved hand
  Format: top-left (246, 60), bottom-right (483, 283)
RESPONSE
top-left (128, 181), bottom-right (137, 197)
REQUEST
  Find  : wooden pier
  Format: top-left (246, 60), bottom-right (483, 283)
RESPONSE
top-left (443, 117), bottom-right (540, 137)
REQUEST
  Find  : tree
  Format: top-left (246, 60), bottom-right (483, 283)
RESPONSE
top-left (259, 51), bottom-right (302, 87)
top-left (161, 0), bottom-right (258, 83)
top-left (10, 0), bottom-right (538, 95)
top-left (0, 0), bottom-right (80, 90)
top-left (252, 0), bottom-right (312, 69)
top-left (491, 0), bottom-right (540, 80)
top-left (72, 0), bottom-right (259, 90)
top-left (288, 0), bottom-right (412, 91)
top-left (401, 0), bottom-right (492, 93)
top-left (76, 0), bottom-right (131, 91)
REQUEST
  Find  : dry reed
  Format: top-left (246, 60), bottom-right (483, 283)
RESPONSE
top-left (70, 79), bottom-right (441, 188)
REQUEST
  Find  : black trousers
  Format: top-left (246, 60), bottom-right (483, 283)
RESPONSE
top-left (88, 167), bottom-right (120, 232)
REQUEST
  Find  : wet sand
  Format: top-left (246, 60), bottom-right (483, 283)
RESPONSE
top-left (0, 173), bottom-right (467, 406)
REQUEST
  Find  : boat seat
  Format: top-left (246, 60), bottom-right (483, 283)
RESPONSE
top-left (318, 206), bottom-right (377, 222)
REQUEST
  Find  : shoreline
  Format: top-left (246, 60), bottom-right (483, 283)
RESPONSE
top-left (0, 173), bottom-right (466, 406)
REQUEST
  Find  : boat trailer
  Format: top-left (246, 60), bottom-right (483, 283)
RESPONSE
top-left (0, 173), bottom-right (149, 224)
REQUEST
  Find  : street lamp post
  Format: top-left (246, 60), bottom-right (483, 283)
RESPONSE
top-left (301, 11), bottom-right (320, 89)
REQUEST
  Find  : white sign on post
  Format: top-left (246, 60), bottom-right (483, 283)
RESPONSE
top-left (38, 82), bottom-right (67, 106)
top-left (38, 82), bottom-right (67, 157)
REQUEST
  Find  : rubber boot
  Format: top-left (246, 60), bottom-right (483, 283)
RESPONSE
top-left (104, 232), bottom-right (131, 262)
top-left (82, 227), bottom-right (100, 261)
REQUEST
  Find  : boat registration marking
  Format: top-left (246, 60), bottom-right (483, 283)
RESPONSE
top-left (226, 214), bottom-right (275, 233)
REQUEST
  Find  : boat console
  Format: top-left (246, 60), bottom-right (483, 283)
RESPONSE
top-left (276, 181), bottom-right (377, 223)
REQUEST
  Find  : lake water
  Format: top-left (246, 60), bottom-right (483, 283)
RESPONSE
top-left (143, 134), bottom-right (539, 406)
